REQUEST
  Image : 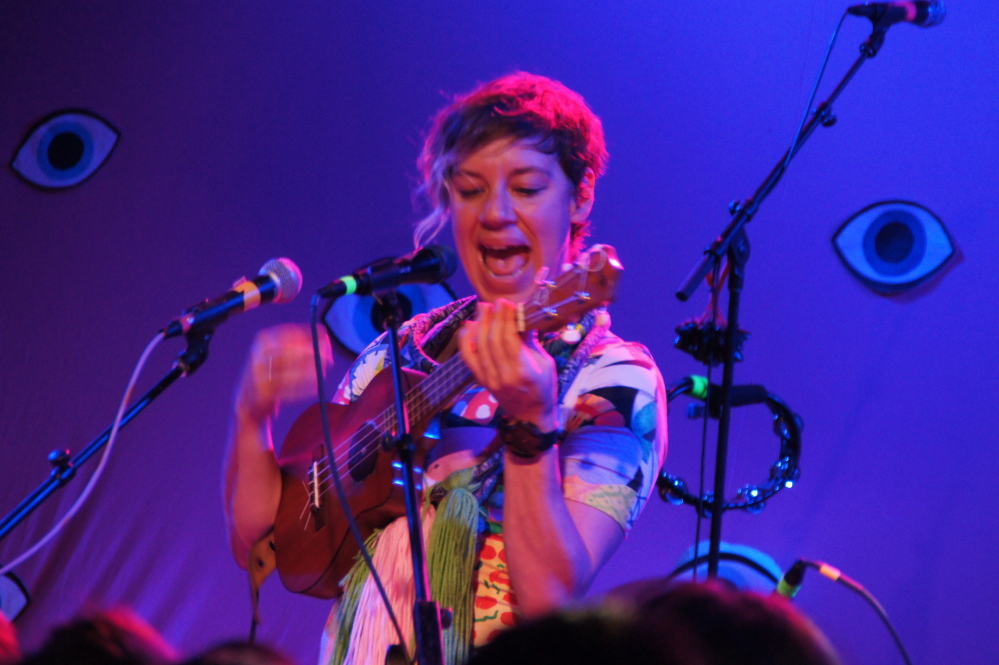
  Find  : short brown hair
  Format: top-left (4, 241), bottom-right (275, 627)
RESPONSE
top-left (415, 72), bottom-right (608, 251)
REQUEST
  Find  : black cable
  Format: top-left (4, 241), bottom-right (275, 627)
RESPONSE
top-left (693, 261), bottom-right (722, 581)
top-left (688, 9), bottom-right (848, 581)
top-left (801, 560), bottom-right (913, 665)
top-left (782, 11), bottom-right (849, 174)
top-left (309, 296), bottom-right (410, 664)
top-left (667, 551), bottom-right (779, 585)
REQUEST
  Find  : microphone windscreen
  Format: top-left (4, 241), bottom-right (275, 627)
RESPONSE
top-left (260, 257), bottom-right (303, 303)
top-left (433, 245), bottom-right (459, 282)
top-left (923, 0), bottom-right (946, 27)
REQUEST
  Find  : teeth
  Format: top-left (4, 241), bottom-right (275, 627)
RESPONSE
top-left (481, 244), bottom-right (529, 278)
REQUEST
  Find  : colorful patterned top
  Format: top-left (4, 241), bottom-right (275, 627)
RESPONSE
top-left (321, 297), bottom-right (667, 661)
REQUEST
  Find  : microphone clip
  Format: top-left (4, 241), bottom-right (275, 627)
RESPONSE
top-left (173, 326), bottom-right (214, 377)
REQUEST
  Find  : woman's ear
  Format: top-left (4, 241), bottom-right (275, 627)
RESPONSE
top-left (572, 168), bottom-right (596, 222)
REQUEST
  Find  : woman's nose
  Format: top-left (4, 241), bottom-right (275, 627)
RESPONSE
top-left (480, 188), bottom-right (516, 227)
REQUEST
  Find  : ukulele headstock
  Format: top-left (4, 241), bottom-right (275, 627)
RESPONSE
top-left (518, 244), bottom-right (623, 334)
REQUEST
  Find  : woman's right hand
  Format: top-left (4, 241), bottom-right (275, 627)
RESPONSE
top-left (234, 323), bottom-right (334, 425)
top-left (226, 323), bottom-right (332, 565)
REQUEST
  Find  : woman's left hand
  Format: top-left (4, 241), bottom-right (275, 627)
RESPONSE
top-left (457, 299), bottom-right (559, 432)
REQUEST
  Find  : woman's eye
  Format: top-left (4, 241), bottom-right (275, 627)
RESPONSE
top-left (515, 186), bottom-right (543, 196)
top-left (456, 188), bottom-right (482, 199)
top-left (832, 201), bottom-right (955, 294)
top-left (11, 110), bottom-right (119, 189)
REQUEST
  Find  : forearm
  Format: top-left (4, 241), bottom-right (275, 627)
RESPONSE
top-left (221, 323), bottom-right (333, 567)
top-left (458, 301), bottom-right (626, 614)
top-left (501, 446), bottom-right (594, 618)
top-left (222, 408), bottom-right (282, 568)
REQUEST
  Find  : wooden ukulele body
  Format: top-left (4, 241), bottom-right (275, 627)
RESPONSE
top-left (273, 368), bottom-right (428, 599)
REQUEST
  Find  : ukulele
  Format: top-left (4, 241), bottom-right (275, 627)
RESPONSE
top-left (272, 245), bottom-right (623, 598)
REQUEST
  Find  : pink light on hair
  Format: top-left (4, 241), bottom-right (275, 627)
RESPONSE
top-left (415, 72), bottom-right (608, 253)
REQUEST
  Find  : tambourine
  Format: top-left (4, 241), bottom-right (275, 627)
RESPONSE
top-left (658, 376), bottom-right (802, 516)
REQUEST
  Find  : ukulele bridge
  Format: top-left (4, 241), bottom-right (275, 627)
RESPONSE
top-left (307, 460), bottom-right (326, 530)
top-left (310, 461), bottom-right (321, 510)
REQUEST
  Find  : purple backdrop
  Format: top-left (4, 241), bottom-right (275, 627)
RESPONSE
top-left (2, 2), bottom-right (996, 663)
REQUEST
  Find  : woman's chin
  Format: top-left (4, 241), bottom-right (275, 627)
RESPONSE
top-left (474, 270), bottom-right (535, 303)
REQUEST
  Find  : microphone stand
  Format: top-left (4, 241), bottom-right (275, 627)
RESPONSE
top-left (0, 328), bottom-right (214, 543)
top-left (374, 289), bottom-right (445, 665)
top-left (676, 23), bottom-right (893, 578)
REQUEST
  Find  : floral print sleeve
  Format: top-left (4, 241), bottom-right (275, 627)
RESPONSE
top-left (559, 336), bottom-right (667, 532)
top-left (333, 338), bottom-right (390, 405)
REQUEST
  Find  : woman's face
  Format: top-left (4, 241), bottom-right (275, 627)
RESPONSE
top-left (447, 138), bottom-right (593, 304)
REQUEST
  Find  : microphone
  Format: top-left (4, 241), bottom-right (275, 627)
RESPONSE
top-left (847, 1), bottom-right (946, 28)
top-left (163, 258), bottom-right (302, 338)
top-left (773, 559), bottom-right (808, 599)
top-left (317, 245), bottom-right (458, 299)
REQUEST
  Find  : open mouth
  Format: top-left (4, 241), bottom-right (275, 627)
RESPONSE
top-left (480, 244), bottom-right (530, 278)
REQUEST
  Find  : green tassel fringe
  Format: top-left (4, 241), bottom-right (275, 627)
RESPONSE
top-left (426, 468), bottom-right (479, 665)
top-left (332, 529), bottom-right (383, 665)
top-left (331, 466), bottom-right (482, 665)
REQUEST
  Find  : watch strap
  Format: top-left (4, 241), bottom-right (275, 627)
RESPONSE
top-left (498, 417), bottom-right (561, 459)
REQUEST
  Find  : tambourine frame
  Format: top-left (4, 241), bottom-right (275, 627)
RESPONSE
top-left (658, 377), bottom-right (802, 516)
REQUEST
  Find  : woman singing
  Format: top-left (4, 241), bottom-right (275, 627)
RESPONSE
top-left (224, 72), bottom-right (668, 665)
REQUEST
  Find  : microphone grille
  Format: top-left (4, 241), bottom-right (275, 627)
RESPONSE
top-left (924, 0), bottom-right (945, 27)
top-left (430, 244), bottom-right (459, 282)
top-left (260, 257), bottom-right (303, 303)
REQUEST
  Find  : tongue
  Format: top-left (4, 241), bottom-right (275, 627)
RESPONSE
top-left (483, 246), bottom-right (529, 277)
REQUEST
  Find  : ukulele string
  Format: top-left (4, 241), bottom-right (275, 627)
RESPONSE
top-left (312, 366), bottom-right (474, 487)
top-left (310, 302), bottom-right (553, 483)
top-left (310, 354), bottom-right (473, 484)
top-left (309, 294), bottom-right (583, 489)
top-left (308, 297), bottom-right (581, 488)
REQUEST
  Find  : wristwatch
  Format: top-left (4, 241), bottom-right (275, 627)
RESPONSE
top-left (498, 417), bottom-right (561, 459)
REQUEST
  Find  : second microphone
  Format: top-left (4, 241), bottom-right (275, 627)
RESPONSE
top-left (317, 245), bottom-right (458, 299)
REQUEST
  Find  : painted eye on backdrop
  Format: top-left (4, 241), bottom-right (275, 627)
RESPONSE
top-left (832, 201), bottom-right (955, 294)
top-left (324, 283), bottom-right (455, 355)
top-left (11, 110), bottom-right (119, 189)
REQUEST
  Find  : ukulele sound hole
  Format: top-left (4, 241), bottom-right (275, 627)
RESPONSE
top-left (348, 422), bottom-right (380, 482)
